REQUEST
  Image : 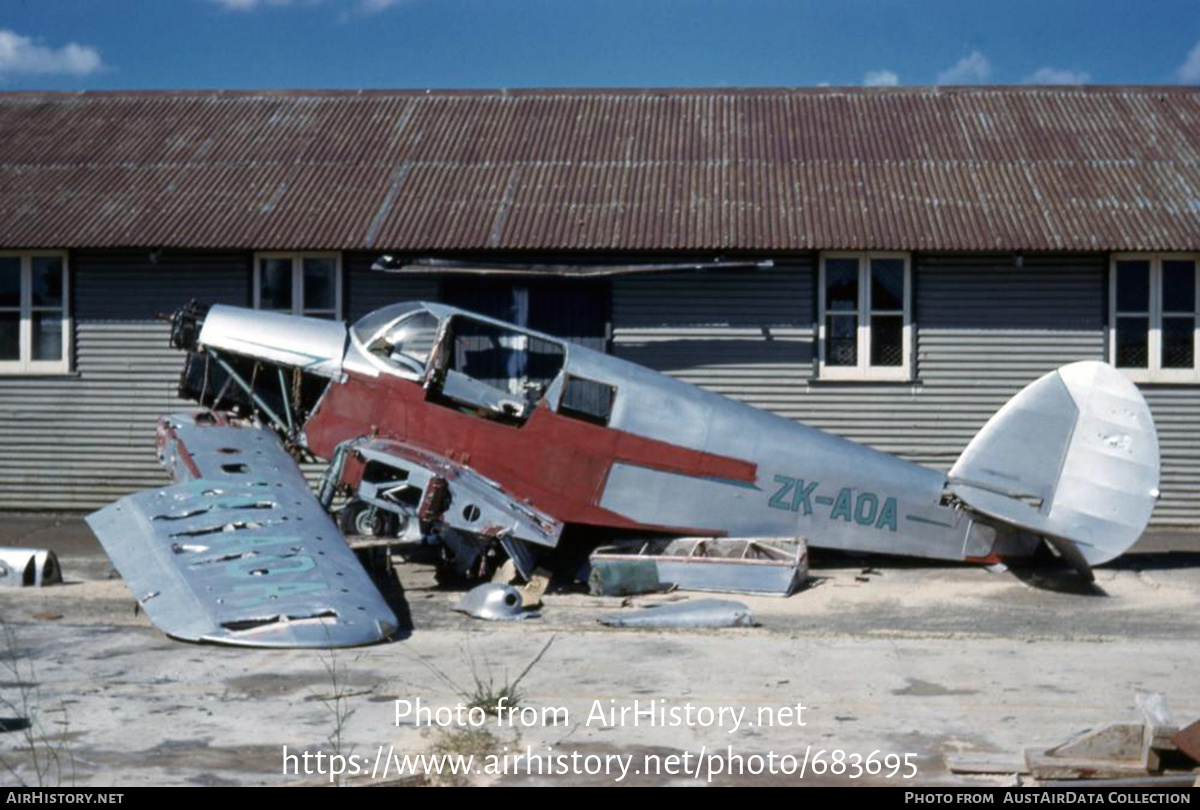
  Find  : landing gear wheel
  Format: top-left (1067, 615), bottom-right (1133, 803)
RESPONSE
top-left (338, 499), bottom-right (399, 538)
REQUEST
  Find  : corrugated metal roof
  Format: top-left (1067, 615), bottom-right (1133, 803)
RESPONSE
top-left (0, 87), bottom-right (1196, 252)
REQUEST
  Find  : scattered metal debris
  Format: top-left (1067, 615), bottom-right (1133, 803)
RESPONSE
top-left (597, 598), bottom-right (756, 629)
top-left (1026, 721), bottom-right (1156, 780)
top-left (589, 538), bottom-right (807, 597)
top-left (586, 554), bottom-right (663, 597)
top-left (947, 692), bottom-right (1198, 783)
top-left (490, 560), bottom-right (552, 608)
top-left (454, 583), bottom-right (538, 622)
top-left (0, 548), bottom-right (62, 587)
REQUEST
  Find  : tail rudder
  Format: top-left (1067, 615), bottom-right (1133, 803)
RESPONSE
top-left (947, 361), bottom-right (1159, 574)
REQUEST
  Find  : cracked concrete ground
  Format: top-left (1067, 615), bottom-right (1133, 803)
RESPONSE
top-left (0, 514), bottom-right (1198, 786)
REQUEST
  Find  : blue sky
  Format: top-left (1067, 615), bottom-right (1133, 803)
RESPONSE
top-left (0, 0), bottom-right (1197, 90)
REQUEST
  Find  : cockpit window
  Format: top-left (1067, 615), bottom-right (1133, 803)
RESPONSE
top-left (365, 311), bottom-right (440, 375)
top-left (350, 302), bottom-right (426, 346)
top-left (446, 316), bottom-right (565, 398)
top-left (425, 315), bottom-right (567, 425)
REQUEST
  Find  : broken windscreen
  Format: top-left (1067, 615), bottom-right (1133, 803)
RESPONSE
top-left (351, 302), bottom-right (427, 345)
top-left (358, 309), bottom-right (441, 375)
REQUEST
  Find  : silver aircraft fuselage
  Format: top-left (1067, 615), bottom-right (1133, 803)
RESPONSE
top-left (198, 302), bottom-right (996, 563)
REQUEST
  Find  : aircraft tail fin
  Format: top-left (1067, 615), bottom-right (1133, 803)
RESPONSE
top-left (947, 361), bottom-right (1159, 571)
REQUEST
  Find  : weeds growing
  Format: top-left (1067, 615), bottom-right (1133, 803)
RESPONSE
top-left (0, 621), bottom-right (74, 787)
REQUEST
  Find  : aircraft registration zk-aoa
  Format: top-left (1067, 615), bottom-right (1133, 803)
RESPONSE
top-left (86, 298), bottom-right (1160, 648)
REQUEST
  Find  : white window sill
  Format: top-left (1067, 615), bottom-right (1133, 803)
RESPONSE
top-left (0, 364), bottom-right (75, 377)
top-left (1118, 368), bottom-right (1200, 385)
top-left (816, 367), bottom-right (913, 383)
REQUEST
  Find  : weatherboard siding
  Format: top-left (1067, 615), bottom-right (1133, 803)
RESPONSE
top-left (344, 252), bottom-right (439, 321)
top-left (612, 254), bottom-right (1200, 527)
top-left (0, 251), bottom-right (249, 510)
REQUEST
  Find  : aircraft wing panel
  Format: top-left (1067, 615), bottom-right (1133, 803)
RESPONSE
top-left (86, 414), bottom-right (398, 648)
top-left (156, 412), bottom-right (312, 488)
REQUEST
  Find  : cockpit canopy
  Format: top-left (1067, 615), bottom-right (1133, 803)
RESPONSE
top-left (350, 301), bottom-right (618, 428)
top-left (351, 302), bottom-right (568, 422)
top-left (350, 302), bottom-right (428, 348)
top-left (351, 303), bottom-right (440, 374)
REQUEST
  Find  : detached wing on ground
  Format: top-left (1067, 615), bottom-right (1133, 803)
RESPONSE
top-left (86, 413), bottom-right (399, 648)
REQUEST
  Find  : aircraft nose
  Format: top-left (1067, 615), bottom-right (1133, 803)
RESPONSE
top-left (169, 300), bottom-right (212, 352)
top-left (196, 304), bottom-right (349, 379)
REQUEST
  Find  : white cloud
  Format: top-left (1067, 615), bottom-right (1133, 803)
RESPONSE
top-left (863, 69), bottom-right (899, 87)
top-left (358, 0), bottom-right (404, 11)
top-left (1178, 40), bottom-right (1200, 83)
top-left (1023, 67), bottom-right (1091, 85)
top-left (211, 0), bottom-right (297, 8)
top-left (211, 0), bottom-right (403, 12)
top-left (936, 50), bottom-right (991, 85)
top-left (0, 29), bottom-right (103, 77)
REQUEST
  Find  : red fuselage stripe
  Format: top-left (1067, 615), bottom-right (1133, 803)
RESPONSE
top-left (304, 371), bottom-right (757, 534)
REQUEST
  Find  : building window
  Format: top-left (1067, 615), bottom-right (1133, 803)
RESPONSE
top-left (0, 252), bottom-right (70, 374)
top-left (1110, 254), bottom-right (1198, 382)
top-left (818, 252), bottom-right (912, 380)
top-left (253, 252), bottom-right (341, 319)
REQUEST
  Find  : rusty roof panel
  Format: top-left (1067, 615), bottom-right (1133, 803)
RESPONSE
top-left (0, 87), bottom-right (1196, 252)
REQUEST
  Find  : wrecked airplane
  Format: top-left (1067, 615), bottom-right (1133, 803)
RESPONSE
top-left (85, 299), bottom-right (1161, 647)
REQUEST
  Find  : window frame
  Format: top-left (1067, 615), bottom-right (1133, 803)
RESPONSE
top-left (252, 251), bottom-right (343, 320)
top-left (0, 250), bottom-right (72, 376)
top-left (1108, 253), bottom-right (1200, 384)
top-left (817, 251), bottom-right (913, 381)
top-left (358, 310), bottom-right (441, 382)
